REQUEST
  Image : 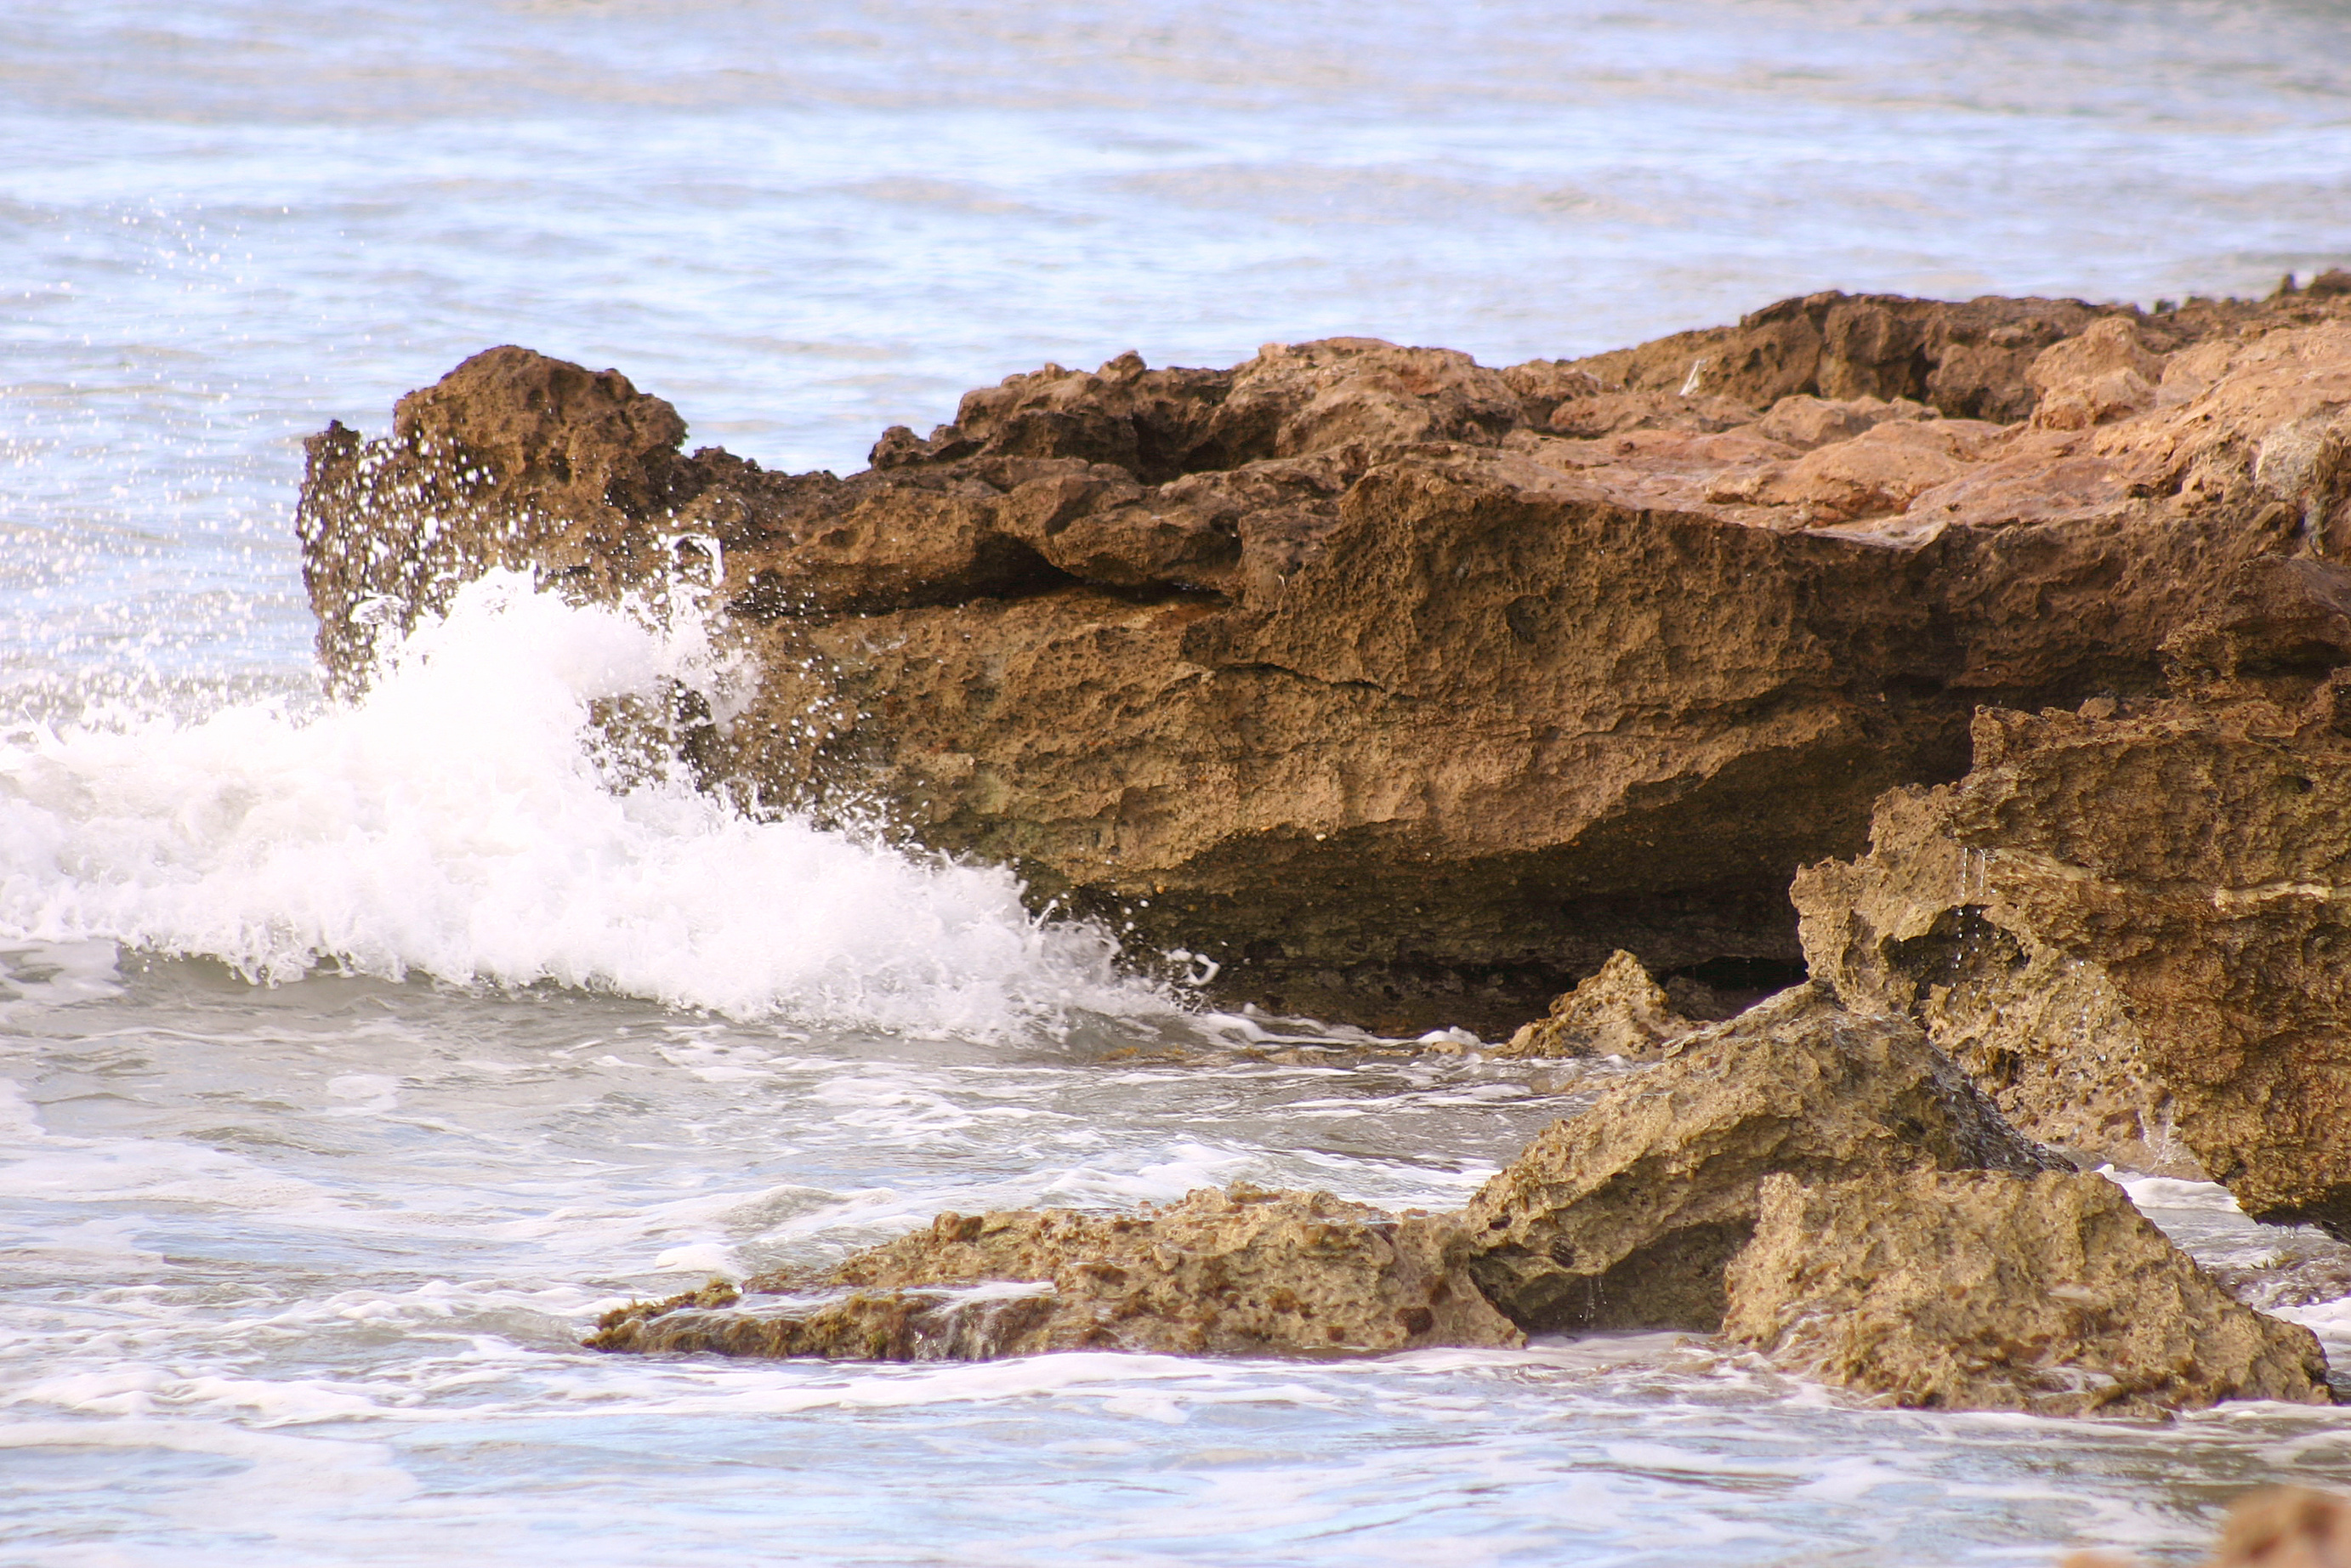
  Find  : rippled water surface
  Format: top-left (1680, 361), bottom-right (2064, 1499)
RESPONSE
top-left (8, 1), bottom-right (2351, 1562)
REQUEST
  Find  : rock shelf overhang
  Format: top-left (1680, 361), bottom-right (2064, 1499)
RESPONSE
top-left (297, 277), bottom-right (2351, 1034)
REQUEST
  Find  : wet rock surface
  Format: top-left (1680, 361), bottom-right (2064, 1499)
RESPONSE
top-left (587, 989), bottom-right (2334, 1418)
top-left (1723, 1169), bottom-right (2332, 1416)
top-left (588, 1184), bottom-right (1521, 1360)
top-left (1794, 690), bottom-right (2351, 1233)
top-left (299, 285), bottom-right (2351, 1033)
top-left (1460, 986), bottom-right (2068, 1333)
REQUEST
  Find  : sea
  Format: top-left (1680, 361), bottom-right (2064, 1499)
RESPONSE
top-left (7, 3), bottom-right (2351, 1563)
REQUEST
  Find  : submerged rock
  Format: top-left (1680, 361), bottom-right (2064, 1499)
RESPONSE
top-left (1724, 1169), bottom-right (2331, 1416)
top-left (1492, 949), bottom-right (1698, 1060)
top-left (588, 1184), bottom-right (1521, 1361)
top-left (298, 288), bottom-right (2351, 1031)
top-left (1794, 688), bottom-right (2351, 1233)
top-left (1460, 986), bottom-right (2067, 1333)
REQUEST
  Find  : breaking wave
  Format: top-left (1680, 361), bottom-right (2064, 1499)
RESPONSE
top-left (0, 573), bottom-right (1168, 1037)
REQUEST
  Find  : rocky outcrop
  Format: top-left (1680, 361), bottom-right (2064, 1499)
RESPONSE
top-left (1460, 986), bottom-right (2066, 1332)
top-left (1558, 287), bottom-right (2345, 423)
top-left (1492, 949), bottom-right (1698, 1059)
top-left (298, 287), bottom-right (2351, 1031)
top-left (588, 1184), bottom-right (1520, 1360)
top-left (1723, 1169), bottom-right (2331, 1415)
top-left (588, 991), bottom-right (2331, 1417)
top-left (592, 990), bottom-right (2059, 1360)
top-left (1793, 686), bottom-right (2351, 1232)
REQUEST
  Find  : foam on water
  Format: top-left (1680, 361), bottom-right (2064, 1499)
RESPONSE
top-left (0, 573), bottom-right (1166, 1039)
top-left (12, 1), bottom-right (2351, 1560)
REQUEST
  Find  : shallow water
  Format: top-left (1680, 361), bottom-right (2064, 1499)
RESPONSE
top-left (9, 1), bottom-right (2351, 1561)
top-left (10, 940), bottom-right (2351, 1567)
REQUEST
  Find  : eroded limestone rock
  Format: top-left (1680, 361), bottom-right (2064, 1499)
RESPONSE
top-left (592, 995), bottom-right (2335, 1417)
top-left (298, 287), bottom-right (2351, 1031)
top-left (1461, 986), bottom-right (2067, 1333)
top-left (1492, 949), bottom-right (1697, 1060)
top-left (588, 1184), bottom-right (1520, 1360)
top-left (1724, 1169), bottom-right (2331, 1415)
top-left (1793, 685), bottom-right (2351, 1231)
top-left (2066, 1486), bottom-right (2351, 1568)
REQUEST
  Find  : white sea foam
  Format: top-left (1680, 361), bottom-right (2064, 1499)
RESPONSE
top-left (0, 575), bottom-right (1170, 1038)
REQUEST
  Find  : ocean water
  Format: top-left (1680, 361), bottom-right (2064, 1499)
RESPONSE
top-left (7, 2), bottom-right (2351, 1562)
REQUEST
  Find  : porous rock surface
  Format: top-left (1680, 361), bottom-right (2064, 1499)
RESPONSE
top-left (1723, 1169), bottom-right (2332, 1416)
top-left (298, 284), bottom-right (2351, 1031)
top-left (587, 1184), bottom-right (1520, 1360)
top-left (1459, 985), bottom-right (2067, 1333)
top-left (589, 991), bottom-right (2330, 1417)
top-left (1794, 685), bottom-right (2351, 1232)
top-left (1491, 948), bottom-right (1698, 1059)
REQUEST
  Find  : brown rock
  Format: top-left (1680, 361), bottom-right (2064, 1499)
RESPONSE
top-left (1793, 686), bottom-right (2351, 1230)
top-left (1748, 393), bottom-right (1932, 452)
top-left (1729, 416), bottom-right (2005, 522)
top-left (1493, 949), bottom-right (1697, 1060)
top-left (582, 1276), bottom-right (1071, 1362)
top-left (296, 346), bottom-right (701, 688)
top-left (2067, 1487), bottom-right (2351, 1568)
top-left (1564, 291), bottom-right (2131, 422)
top-left (2208, 1488), bottom-right (2351, 1568)
top-left (1461, 986), bottom-right (2066, 1333)
top-left (2029, 316), bottom-right (2165, 430)
top-left (1805, 668), bottom-right (2351, 1231)
top-left (1723, 1169), bottom-right (2331, 1415)
top-left (1497, 358), bottom-right (1604, 427)
top-left (1545, 389), bottom-right (1758, 437)
top-left (587, 1184), bottom-right (1520, 1360)
top-left (298, 289), bottom-right (2351, 1031)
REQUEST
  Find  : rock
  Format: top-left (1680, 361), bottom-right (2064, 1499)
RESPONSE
top-left (1750, 393), bottom-right (1932, 452)
top-left (1723, 1169), bottom-right (2332, 1415)
top-left (1566, 292), bottom-right (2135, 422)
top-left (1460, 986), bottom-right (2067, 1333)
top-left (583, 1276), bottom-right (1069, 1362)
top-left (2205, 1488), bottom-right (2351, 1568)
top-left (2065, 1487), bottom-right (2351, 1568)
top-left (1497, 358), bottom-right (1604, 427)
top-left (2029, 316), bottom-right (2165, 430)
top-left (1723, 415), bottom-right (2007, 522)
top-left (297, 347), bottom-right (701, 690)
top-left (298, 288), bottom-right (2351, 1032)
top-left (1793, 686), bottom-right (2351, 1230)
top-left (1545, 389), bottom-right (1758, 437)
top-left (588, 1184), bottom-right (1521, 1360)
top-left (1493, 949), bottom-right (1697, 1059)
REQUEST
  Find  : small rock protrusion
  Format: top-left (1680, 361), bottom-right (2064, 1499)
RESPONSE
top-left (1723, 1169), bottom-right (2332, 1416)
top-left (1494, 949), bottom-right (1695, 1060)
